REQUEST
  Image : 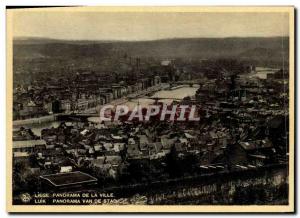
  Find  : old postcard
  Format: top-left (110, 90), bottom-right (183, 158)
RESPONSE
top-left (6, 6), bottom-right (294, 213)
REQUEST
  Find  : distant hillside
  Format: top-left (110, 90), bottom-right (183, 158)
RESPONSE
top-left (13, 37), bottom-right (289, 68)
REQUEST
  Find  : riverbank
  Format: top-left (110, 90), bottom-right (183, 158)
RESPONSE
top-left (13, 114), bottom-right (58, 127)
top-left (78, 83), bottom-right (170, 114)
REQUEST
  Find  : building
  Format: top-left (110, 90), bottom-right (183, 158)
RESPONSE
top-left (13, 139), bottom-right (47, 153)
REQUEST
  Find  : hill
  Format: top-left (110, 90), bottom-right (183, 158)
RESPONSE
top-left (13, 37), bottom-right (289, 70)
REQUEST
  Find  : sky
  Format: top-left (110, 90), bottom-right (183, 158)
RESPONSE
top-left (11, 10), bottom-right (290, 41)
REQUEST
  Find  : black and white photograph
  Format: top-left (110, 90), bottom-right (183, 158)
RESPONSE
top-left (6, 6), bottom-right (294, 213)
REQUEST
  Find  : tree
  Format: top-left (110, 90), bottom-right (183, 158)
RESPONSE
top-left (166, 145), bottom-right (183, 178)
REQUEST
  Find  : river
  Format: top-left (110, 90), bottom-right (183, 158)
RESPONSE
top-left (253, 67), bottom-right (280, 79)
top-left (14, 85), bottom-right (199, 136)
top-left (125, 86), bottom-right (199, 109)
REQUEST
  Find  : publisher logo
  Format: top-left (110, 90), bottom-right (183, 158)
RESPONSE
top-left (20, 193), bottom-right (31, 203)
